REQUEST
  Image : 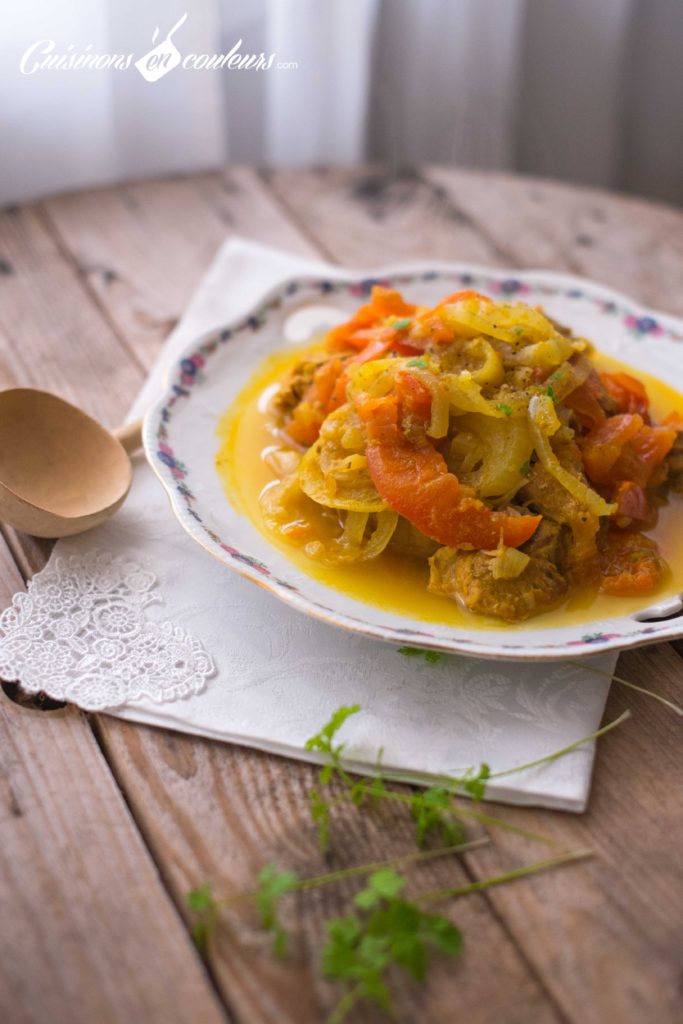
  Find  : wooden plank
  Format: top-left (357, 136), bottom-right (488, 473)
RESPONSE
top-left (462, 644), bottom-right (683, 1024)
top-left (268, 165), bottom-right (683, 318)
top-left (0, 172), bottom-right (565, 1022)
top-left (426, 166), bottom-right (683, 317)
top-left (0, 206), bottom-right (142, 427)
top-left (0, 537), bottom-right (227, 1024)
top-left (268, 164), bottom-right (683, 1023)
top-left (264, 166), bottom-right (506, 268)
top-left (92, 718), bottom-right (561, 1024)
top-left (41, 168), bottom-right (318, 370)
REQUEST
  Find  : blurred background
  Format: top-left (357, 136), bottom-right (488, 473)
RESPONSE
top-left (2, 0), bottom-right (681, 207)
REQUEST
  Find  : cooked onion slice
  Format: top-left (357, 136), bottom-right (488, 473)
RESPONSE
top-left (529, 395), bottom-right (616, 517)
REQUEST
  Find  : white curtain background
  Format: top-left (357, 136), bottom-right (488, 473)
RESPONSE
top-left (0, 0), bottom-right (680, 207)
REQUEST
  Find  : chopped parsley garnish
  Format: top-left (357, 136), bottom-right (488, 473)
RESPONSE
top-left (392, 318), bottom-right (412, 331)
top-left (519, 460), bottom-right (531, 476)
top-left (545, 386), bottom-right (557, 401)
top-left (513, 326), bottom-right (524, 336)
top-left (495, 402), bottom-right (513, 417)
top-left (406, 358), bottom-right (428, 369)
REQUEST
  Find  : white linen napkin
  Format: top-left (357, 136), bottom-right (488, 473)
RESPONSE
top-left (6, 239), bottom-right (617, 811)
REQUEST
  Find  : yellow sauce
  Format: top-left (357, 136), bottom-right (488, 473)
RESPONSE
top-left (216, 341), bottom-right (683, 631)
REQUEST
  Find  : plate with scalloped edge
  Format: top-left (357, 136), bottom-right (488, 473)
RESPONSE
top-left (143, 261), bottom-right (683, 661)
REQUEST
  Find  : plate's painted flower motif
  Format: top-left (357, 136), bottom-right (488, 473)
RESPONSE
top-left (624, 314), bottom-right (664, 337)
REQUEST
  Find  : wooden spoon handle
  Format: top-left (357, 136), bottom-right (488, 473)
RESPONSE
top-left (113, 419), bottom-right (143, 455)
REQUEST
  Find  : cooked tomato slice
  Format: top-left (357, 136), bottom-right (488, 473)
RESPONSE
top-left (611, 424), bottom-right (676, 487)
top-left (355, 394), bottom-right (540, 549)
top-left (582, 414), bottom-right (644, 485)
top-left (564, 372), bottom-right (607, 430)
top-left (600, 530), bottom-right (664, 596)
top-left (601, 372), bottom-right (649, 418)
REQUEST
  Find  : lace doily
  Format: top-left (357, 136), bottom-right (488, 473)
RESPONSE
top-left (0, 553), bottom-right (215, 711)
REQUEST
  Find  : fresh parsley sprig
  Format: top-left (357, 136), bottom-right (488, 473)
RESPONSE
top-left (187, 838), bottom-right (489, 957)
top-left (323, 869), bottom-right (462, 1022)
top-left (185, 701), bottom-right (637, 1022)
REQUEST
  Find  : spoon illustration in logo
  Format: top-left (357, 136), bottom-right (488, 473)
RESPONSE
top-left (135, 12), bottom-right (188, 82)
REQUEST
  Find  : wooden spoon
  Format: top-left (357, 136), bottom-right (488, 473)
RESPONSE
top-left (0, 389), bottom-right (142, 538)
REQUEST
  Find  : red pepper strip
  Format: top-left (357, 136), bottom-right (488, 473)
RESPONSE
top-left (600, 530), bottom-right (663, 596)
top-left (311, 357), bottom-right (344, 407)
top-left (563, 372), bottom-right (607, 430)
top-left (395, 371), bottom-right (433, 425)
top-left (582, 414), bottom-right (644, 485)
top-left (355, 394), bottom-right (541, 549)
top-left (285, 410), bottom-right (323, 447)
top-left (325, 330), bottom-right (398, 414)
top-left (401, 318), bottom-right (452, 351)
top-left (601, 372), bottom-right (649, 418)
top-left (326, 287), bottom-right (416, 353)
top-left (284, 357), bottom-right (345, 446)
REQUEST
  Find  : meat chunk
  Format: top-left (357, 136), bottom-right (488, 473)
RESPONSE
top-left (272, 355), bottom-right (329, 419)
top-left (518, 449), bottom-right (584, 525)
top-left (428, 547), bottom-right (568, 623)
top-left (520, 517), bottom-right (570, 565)
top-left (518, 452), bottom-right (599, 568)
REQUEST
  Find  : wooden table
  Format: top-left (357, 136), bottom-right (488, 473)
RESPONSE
top-left (1, 167), bottom-right (682, 1024)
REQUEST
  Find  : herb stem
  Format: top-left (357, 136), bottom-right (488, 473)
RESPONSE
top-left (216, 837), bottom-right (491, 910)
top-left (419, 848), bottom-right (593, 904)
top-left (351, 783), bottom-right (558, 846)
top-left (564, 658), bottom-right (683, 716)
top-left (327, 982), bottom-right (364, 1024)
top-left (489, 710), bottom-right (631, 779)
top-left (295, 836), bottom-right (490, 892)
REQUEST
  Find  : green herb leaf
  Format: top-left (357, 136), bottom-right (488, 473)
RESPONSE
top-left (393, 318), bottom-right (412, 331)
top-left (187, 882), bottom-right (215, 911)
top-left (495, 402), bottom-right (513, 417)
top-left (461, 763), bottom-right (490, 801)
top-left (519, 459), bottom-right (531, 476)
top-left (255, 865), bottom-right (299, 957)
top-left (545, 385), bottom-right (556, 401)
top-left (310, 788), bottom-right (332, 852)
top-left (398, 645), bottom-right (422, 657)
top-left (305, 704), bottom-right (360, 758)
top-left (406, 357), bottom-right (428, 368)
top-left (398, 646), bottom-right (442, 664)
top-left (513, 326), bottom-right (525, 335)
top-left (324, 873), bottom-right (462, 1020)
top-left (186, 883), bottom-right (220, 952)
top-left (354, 869), bottom-right (406, 908)
top-left (411, 787), bottom-right (466, 847)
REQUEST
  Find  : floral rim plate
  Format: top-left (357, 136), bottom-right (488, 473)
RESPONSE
top-left (143, 261), bottom-right (683, 661)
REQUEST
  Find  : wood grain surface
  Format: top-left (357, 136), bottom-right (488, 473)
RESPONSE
top-left (1, 165), bottom-right (682, 1024)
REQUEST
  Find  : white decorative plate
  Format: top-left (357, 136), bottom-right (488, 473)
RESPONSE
top-left (144, 262), bottom-right (683, 661)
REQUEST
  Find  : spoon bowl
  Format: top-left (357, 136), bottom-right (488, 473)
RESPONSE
top-left (0, 389), bottom-right (140, 537)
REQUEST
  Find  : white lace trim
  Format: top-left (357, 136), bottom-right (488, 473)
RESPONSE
top-left (0, 552), bottom-right (215, 711)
